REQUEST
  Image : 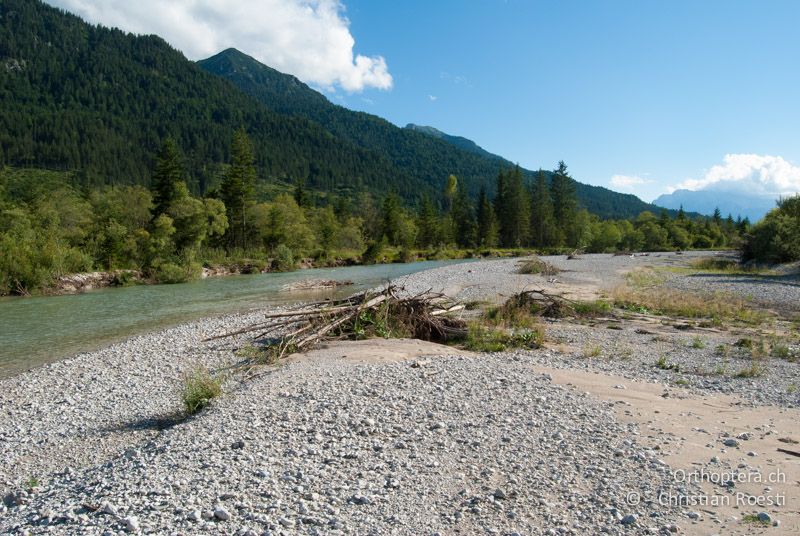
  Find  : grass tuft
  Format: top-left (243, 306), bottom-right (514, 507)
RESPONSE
top-left (611, 285), bottom-right (767, 325)
top-left (181, 367), bottom-right (223, 415)
top-left (690, 336), bottom-right (706, 349)
top-left (461, 322), bottom-right (544, 352)
top-left (655, 355), bottom-right (680, 371)
top-left (735, 361), bottom-right (765, 379)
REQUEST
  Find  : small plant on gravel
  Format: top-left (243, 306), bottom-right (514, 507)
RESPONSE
top-left (788, 383), bottom-right (797, 394)
top-left (690, 336), bottom-right (706, 349)
top-left (461, 323), bottom-right (543, 352)
top-left (714, 344), bottom-right (729, 357)
top-left (735, 337), bottom-right (754, 349)
top-left (742, 514), bottom-right (771, 526)
top-left (517, 256), bottom-right (560, 276)
top-left (25, 477), bottom-right (39, 490)
top-left (735, 360), bottom-right (765, 379)
top-left (583, 344), bottom-right (602, 358)
top-left (771, 343), bottom-right (791, 360)
top-left (182, 367), bottom-right (223, 415)
top-left (655, 355), bottom-right (680, 372)
top-left (713, 363), bottom-right (728, 376)
top-left (675, 378), bottom-right (689, 386)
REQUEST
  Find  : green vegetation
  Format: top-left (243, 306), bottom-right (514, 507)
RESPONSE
top-left (181, 367), bottom-right (223, 415)
top-left (690, 336), bottom-right (706, 349)
top-left (689, 257), bottom-right (765, 274)
top-left (0, 1), bottom-right (753, 296)
top-left (584, 344), bottom-right (602, 358)
top-left (655, 355), bottom-right (680, 371)
top-left (741, 514), bottom-right (771, 526)
top-left (611, 284), bottom-right (767, 326)
top-left (735, 361), bottom-right (765, 379)
top-left (743, 195), bottom-right (800, 263)
top-left (461, 322), bottom-right (544, 352)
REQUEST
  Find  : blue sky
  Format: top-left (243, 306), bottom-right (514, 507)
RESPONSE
top-left (48, 0), bottom-right (800, 203)
top-left (332, 0), bottom-right (800, 202)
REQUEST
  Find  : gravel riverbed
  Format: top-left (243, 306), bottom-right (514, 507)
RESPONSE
top-left (1, 251), bottom-right (797, 535)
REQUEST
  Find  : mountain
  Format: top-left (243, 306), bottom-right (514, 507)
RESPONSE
top-left (199, 48), bottom-right (667, 219)
top-left (404, 124), bottom-right (501, 161)
top-left (1, 1), bottom-right (669, 219)
top-left (0, 0), bottom-right (411, 197)
top-left (653, 189), bottom-right (778, 222)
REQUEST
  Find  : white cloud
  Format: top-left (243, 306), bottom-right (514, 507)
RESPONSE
top-left (610, 174), bottom-right (652, 191)
top-left (428, 95), bottom-right (438, 101)
top-left (668, 154), bottom-right (800, 197)
top-left (45, 0), bottom-right (392, 92)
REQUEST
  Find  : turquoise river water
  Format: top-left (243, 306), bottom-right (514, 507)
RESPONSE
top-left (0, 260), bottom-right (469, 378)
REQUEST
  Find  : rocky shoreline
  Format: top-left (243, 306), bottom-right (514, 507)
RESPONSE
top-left (2, 252), bottom-right (798, 534)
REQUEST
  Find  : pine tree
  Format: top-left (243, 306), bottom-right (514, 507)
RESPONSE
top-left (550, 161), bottom-right (578, 246)
top-left (221, 128), bottom-right (257, 249)
top-left (416, 195), bottom-right (441, 248)
top-left (476, 186), bottom-right (498, 247)
top-left (451, 187), bottom-right (477, 248)
top-left (151, 137), bottom-right (186, 218)
top-left (495, 167), bottom-right (530, 248)
top-left (530, 170), bottom-right (556, 248)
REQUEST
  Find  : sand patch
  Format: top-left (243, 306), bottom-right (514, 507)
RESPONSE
top-left (532, 365), bottom-right (800, 535)
top-left (288, 338), bottom-right (473, 365)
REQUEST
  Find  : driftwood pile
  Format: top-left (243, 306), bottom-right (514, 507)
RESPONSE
top-left (210, 285), bottom-right (467, 363)
top-left (502, 289), bottom-right (605, 319)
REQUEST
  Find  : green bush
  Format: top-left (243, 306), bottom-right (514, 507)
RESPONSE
top-left (153, 262), bottom-right (190, 284)
top-left (272, 244), bottom-right (296, 271)
top-left (181, 367), bottom-right (222, 415)
top-left (742, 195), bottom-right (800, 263)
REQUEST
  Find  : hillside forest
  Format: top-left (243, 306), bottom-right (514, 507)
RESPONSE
top-left (0, 132), bottom-right (757, 296)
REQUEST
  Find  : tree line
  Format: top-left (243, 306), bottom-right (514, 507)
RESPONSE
top-left (1, 130), bottom-right (757, 296)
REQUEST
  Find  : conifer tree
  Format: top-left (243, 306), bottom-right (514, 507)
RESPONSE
top-left (550, 161), bottom-right (578, 246)
top-left (451, 187), bottom-right (477, 248)
top-left (221, 128), bottom-right (256, 249)
top-left (151, 137), bottom-right (186, 218)
top-left (530, 170), bottom-right (556, 248)
top-left (495, 167), bottom-right (530, 247)
top-left (416, 195), bottom-right (441, 248)
top-left (476, 186), bottom-right (499, 247)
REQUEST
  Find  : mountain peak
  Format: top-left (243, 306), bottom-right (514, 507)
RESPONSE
top-left (404, 124), bottom-right (500, 161)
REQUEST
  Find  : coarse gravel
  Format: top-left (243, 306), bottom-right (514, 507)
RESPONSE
top-left (2, 250), bottom-right (797, 535)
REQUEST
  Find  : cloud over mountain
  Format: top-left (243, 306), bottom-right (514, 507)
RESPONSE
top-left (46, 0), bottom-right (392, 92)
top-left (668, 154), bottom-right (800, 197)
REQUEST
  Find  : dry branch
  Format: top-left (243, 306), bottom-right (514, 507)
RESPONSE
top-left (208, 285), bottom-right (467, 365)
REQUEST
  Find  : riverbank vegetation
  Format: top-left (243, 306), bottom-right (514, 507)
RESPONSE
top-left (0, 133), bottom-right (749, 296)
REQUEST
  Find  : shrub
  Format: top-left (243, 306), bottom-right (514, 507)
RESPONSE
top-left (181, 367), bottom-right (222, 415)
top-left (153, 262), bottom-right (196, 284)
top-left (272, 244), bottom-right (296, 272)
top-left (742, 194), bottom-right (800, 263)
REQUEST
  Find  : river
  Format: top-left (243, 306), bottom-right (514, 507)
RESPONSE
top-left (0, 260), bottom-right (470, 378)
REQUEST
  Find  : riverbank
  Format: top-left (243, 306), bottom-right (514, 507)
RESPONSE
top-left (2, 251), bottom-right (798, 534)
top-left (39, 247), bottom-right (539, 297)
